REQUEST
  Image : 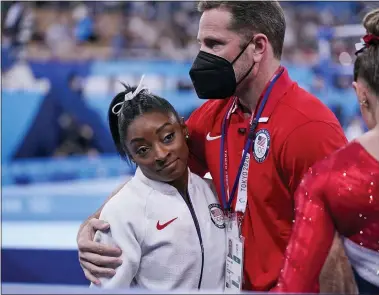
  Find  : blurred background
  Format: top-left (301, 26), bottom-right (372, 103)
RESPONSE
top-left (1, 0), bottom-right (377, 288)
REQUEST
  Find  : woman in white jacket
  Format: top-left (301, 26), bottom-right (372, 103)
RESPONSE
top-left (92, 77), bottom-right (226, 291)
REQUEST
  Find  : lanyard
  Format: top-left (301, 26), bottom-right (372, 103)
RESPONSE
top-left (219, 67), bottom-right (284, 212)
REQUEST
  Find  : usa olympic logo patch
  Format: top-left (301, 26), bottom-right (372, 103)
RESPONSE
top-left (253, 129), bottom-right (270, 163)
top-left (208, 203), bottom-right (225, 229)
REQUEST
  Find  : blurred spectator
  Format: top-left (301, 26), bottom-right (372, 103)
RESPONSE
top-left (1, 0), bottom-right (374, 156)
top-left (54, 113), bottom-right (99, 158)
top-left (330, 104), bottom-right (345, 127)
top-left (309, 74), bottom-right (328, 102)
top-left (2, 1), bottom-right (34, 58)
top-left (2, 1), bottom-right (376, 187)
top-left (111, 31), bottom-right (126, 59)
top-left (334, 73), bottom-right (353, 90)
top-left (45, 12), bottom-right (75, 58)
top-left (2, 1), bottom-right (371, 64)
top-left (68, 72), bottom-right (84, 95)
top-left (72, 4), bottom-right (97, 44)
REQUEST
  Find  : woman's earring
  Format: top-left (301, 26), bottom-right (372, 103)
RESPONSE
top-left (185, 134), bottom-right (189, 140)
top-left (360, 99), bottom-right (369, 107)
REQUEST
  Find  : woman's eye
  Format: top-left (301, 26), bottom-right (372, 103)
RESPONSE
top-left (163, 132), bottom-right (175, 143)
top-left (136, 147), bottom-right (149, 156)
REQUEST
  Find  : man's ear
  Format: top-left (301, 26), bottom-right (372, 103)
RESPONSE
top-left (251, 33), bottom-right (268, 64)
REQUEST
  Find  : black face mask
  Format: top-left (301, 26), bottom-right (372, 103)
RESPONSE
top-left (189, 37), bottom-right (255, 99)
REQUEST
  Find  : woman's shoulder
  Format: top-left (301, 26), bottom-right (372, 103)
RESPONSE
top-left (319, 141), bottom-right (366, 169)
top-left (101, 176), bottom-right (150, 219)
top-left (190, 171), bottom-right (213, 187)
top-left (189, 171), bottom-right (219, 199)
top-left (301, 141), bottom-right (366, 188)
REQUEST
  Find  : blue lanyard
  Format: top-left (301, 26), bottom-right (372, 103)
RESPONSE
top-left (219, 68), bottom-right (284, 211)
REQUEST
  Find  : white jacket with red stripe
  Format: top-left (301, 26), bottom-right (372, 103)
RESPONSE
top-left (92, 168), bottom-right (226, 291)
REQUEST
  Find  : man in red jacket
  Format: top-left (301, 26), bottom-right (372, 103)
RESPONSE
top-left (77, 1), bottom-right (356, 292)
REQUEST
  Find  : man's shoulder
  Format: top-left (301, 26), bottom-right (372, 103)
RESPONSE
top-left (271, 86), bottom-right (346, 149)
top-left (280, 85), bottom-right (339, 124)
top-left (187, 99), bottom-right (230, 126)
top-left (273, 85), bottom-right (343, 135)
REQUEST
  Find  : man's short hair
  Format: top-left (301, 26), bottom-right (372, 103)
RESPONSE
top-left (198, 1), bottom-right (286, 59)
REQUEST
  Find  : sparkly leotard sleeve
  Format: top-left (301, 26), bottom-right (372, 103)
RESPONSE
top-left (275, 141), bottom-right (379, 292)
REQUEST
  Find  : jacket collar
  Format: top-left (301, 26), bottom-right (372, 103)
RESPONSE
top-left (233, 66), bottom-right (294, 122)
top-left (135, 167), bottom-right (193, 196)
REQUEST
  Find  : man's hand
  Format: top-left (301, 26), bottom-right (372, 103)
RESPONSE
top-left (77, 218), bottom-right (123, 285)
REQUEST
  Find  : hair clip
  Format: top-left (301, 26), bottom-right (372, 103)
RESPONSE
top-left (112, 75), bottom-right (147, 115)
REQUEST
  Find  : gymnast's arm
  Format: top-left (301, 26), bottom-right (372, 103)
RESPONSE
top-left (89, 191), bottom-right (144, 289)
top-left (274, 170), bottom-right (336, 293)
top-left (77, 181), bottom-right (127, 285)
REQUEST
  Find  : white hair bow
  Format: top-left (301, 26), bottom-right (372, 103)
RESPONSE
top-left (112, 75), bottom-right (147, 115)
top-left (355, 39), bottom-right (366, 52)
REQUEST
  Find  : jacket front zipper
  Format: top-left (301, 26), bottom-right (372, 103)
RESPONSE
top-left (182, 191), bottom-right (204, 289)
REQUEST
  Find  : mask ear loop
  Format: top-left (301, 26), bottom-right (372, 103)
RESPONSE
top-left (112, 75), bottom-right (147, 115)
top-left (231, 35), bottom-right (256, 65)
top-left (233, 35), bottom-right (256, 86)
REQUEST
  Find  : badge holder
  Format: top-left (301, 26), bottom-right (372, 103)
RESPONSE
top-left (224, 212), bottom-right (245, 293)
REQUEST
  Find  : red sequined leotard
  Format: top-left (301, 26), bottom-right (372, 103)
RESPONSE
top-left (276, 141), bottom-right (379, 292)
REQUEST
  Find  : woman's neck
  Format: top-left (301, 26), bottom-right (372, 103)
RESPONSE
top-left (357, 125), bottom-right (379, 161)
top-left (169, 168), bottom-right (189, 199)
